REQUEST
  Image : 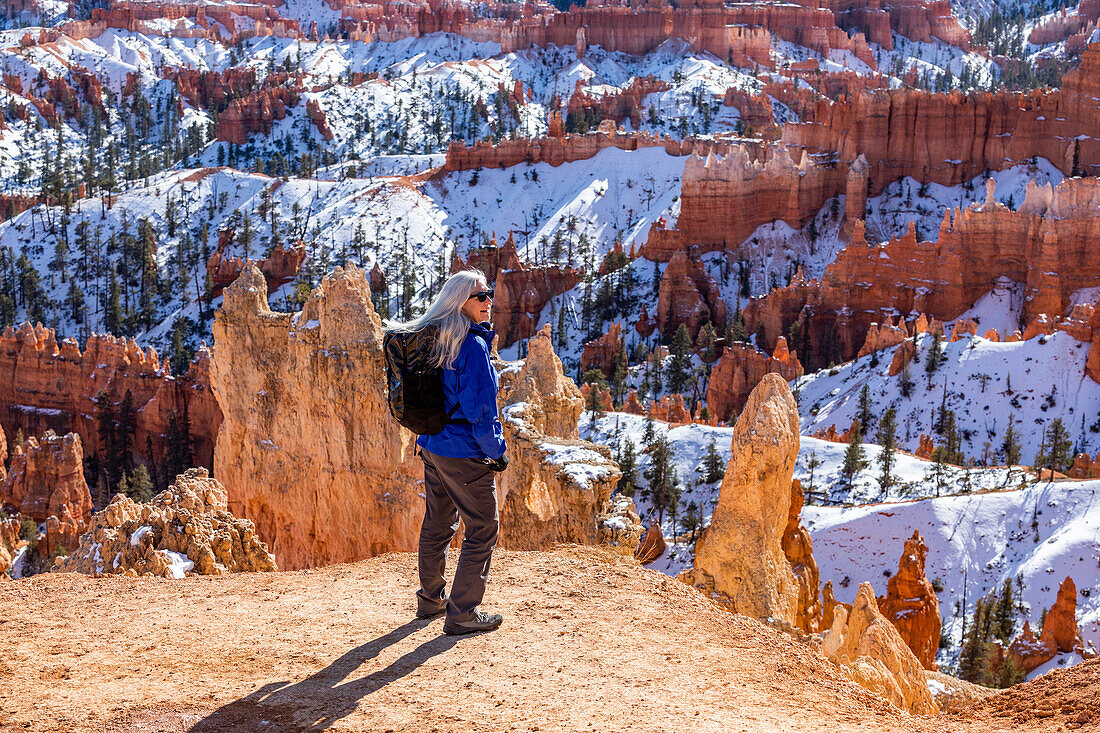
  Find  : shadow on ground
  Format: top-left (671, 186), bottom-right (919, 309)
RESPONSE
top-left (189, 620), bottom-right (462, 732)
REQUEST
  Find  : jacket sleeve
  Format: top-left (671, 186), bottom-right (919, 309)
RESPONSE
top-left (455, 335), bottom-right (507, 460)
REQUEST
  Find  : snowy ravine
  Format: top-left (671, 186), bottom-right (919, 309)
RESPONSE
top-left (804, 479), bottom-right (1100, 677)
top-left (580, 408), bottom-right (1100, 679)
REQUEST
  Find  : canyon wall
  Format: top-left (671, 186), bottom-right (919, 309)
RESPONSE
top-left (210, 263), bottom-right (639, 569)
top-left (0, 321), bottom-right (220, 479)
top-left (745, 177), bottom-right (1100, 370)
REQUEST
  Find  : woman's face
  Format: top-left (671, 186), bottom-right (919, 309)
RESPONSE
top-left (461, 283), bottom-right (493, 323)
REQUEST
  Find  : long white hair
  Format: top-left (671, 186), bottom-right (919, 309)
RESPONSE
top-left (385, 269), bottom-right (489, 369)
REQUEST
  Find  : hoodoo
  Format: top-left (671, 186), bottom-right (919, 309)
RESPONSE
top-left (681, 373), bottom-right (807, 630)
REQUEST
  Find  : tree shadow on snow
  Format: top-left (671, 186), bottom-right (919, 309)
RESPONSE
top-left (189, 619), bottom-right (462, 732)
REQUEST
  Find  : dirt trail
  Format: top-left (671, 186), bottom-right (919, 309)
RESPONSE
top-left (0, 546), bottom-right (1093, 732)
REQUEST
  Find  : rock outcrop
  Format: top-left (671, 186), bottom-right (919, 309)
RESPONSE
top-left (656, 251), bottom-right (727, 338)
top-left (878, 531), bottom-right (941, 670)
top-left (211, 263), bottom-right (424, 570)
top-left (454, 235), bottom-right (581, 347)
top-left (580, 321), bottom-right (624, 378)
top-left (822, 583), bottom-right (939, 715)
top-left (745, 177), bottom-right (1100, 369)
top-left (0, 431), bottom-right (91, 552)
top-left (1040, 576), bottom-right (1081, 654)
top-left (781, 479), bottom-right (821, 633)
top-left (212, 266), bottom-right (640, 569)
top-left (681, 374), bottom-right (806, 631)
top-left (1007, 577), bottom-right (1082, 673)
top-left (54, 468), bottom-right (276, 577)
top-left (705, 339), bottom-right (804, 422)
top-left (634, 520), bottom-right (666, 565)
top-left (497, 325), bottom-right (642, 553)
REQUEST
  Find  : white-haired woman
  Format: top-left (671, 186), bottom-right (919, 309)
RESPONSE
top-left (386, 269), bottom-right (506, 635)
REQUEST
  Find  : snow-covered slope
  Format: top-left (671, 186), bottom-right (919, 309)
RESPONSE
top-left (580, 407), bottom-right (1100, 679)
top-left (796, 331), bottom-right (1100, 466)
top-left (804, 479), bottom-right (1100, 676)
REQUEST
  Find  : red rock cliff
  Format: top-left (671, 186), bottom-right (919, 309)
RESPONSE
top-left (0, 322), bottom-right (220, 479)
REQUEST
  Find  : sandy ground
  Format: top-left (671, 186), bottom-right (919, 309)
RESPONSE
top-left (0, 546), bottom-right (1095, 732)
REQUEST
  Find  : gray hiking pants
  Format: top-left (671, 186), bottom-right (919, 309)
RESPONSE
top-left (417, 449), bottom-right (500, 622)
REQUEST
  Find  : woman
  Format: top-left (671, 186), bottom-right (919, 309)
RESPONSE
top-left (385, 269), bottom-right (507, 635)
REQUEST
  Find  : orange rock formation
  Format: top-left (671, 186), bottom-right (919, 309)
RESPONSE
top-left (54, 467), bottom-right (277, 577)
top-left (0, 430), bottom-right (91, 552)
top-left (878, 531), bottom-right (941, 670)
top-left (821, 583), bottom-right (939, 714)
top-left (682, 374), bottom-right (815, 632)
top-left (745, 177), bottom-right (1100, 370)
top-left (656, 250), bottom-right (727, 338)
top-left (782, 478), bottom-right (822, 633)
top-left (706, 339), bottom-right (803, 423)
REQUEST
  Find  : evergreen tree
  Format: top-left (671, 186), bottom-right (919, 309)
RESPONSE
top-left (958, 597), bottom-right (990, 683)
top-left (644, 435), bottom-right (680, 524)
top-left (666, 324), bottom-right (693, 394)
top-left (702, 436), bottom-right (725, 484)
top-left (926, 446), bottom-right (950, 497)
top-left (925, 332), bottom-right (943, 385)
top-left (804, 450), bottom-right (823, 496)
top-left (1045, 418), bottom-right (1073, 473)
top-left (840, 423), bottom-right (868, 489)
top-left (876, 408), bottom-right (898, 494)
top-left (998, 416), bottom-right (1021, 466)
top-left (116, 390), bottom-right (137, 477)
top-left (582, 369), bottom-right (608, 419)
top-left (994, 578), bottom-right (1016, 642)
top-left (857, 385), bottom-right (874, 432)
top-left (93, 390), bottom-right (120, 498)
top-left (617, 438), bottom-right (638, 497)
top-left (121, 465), bottom-right (154, 503)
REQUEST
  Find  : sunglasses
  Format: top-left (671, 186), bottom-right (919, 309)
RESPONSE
top-left (468, 289), bottom-right (494, 302)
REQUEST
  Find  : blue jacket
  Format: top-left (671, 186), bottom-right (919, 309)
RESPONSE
top-left (416, 321), bottom-right (506, 460)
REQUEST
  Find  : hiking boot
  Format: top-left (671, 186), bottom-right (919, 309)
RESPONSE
top-left (443, 611), bottom-right (503, 635)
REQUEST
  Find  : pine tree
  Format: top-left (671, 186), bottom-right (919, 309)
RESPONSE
top-left (1046, 418), bottom-right (1072, 473)
top-left (116, 390), bottom-right (137, 477)
top-left (702, 436), bottom-right (724, 484)
top-left (840, 423), bottom-right (868, 489)
top-left (999, 416), bottom-right (1021, 465)
top-left (958, 597), bottom-right (990, 683)
top-left (994, 578), bottom-right (1016, 642)
top-left (857, 385), bottom-right (874, 433)
top-left (583, 369), bottom-right (608, 419)
top-left (925, 332), bottom-right (943, 385)
top-left (644, 435), bottom-right (679, 524)
top-left (94, 390), bottom-right (120, 498)
top-left (876, 408), bottom-right (898, 494)
top-left (617, 439), bottom-right (638, 497)
top-left (805, 450), bottom-right (823, 496)
top-left (666, 323), bottom-right (693, 394)
top-left (123, 465), bottom-right (154, 502)
top-left (926, 446), bottom-right (950, 497)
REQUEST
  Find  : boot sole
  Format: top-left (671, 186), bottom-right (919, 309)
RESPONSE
top-left (443, 620), bottom-right (503, 635)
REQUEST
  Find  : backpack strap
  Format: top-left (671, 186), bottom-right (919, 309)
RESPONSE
top-left (445, 402), bottom-right (470, 426)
